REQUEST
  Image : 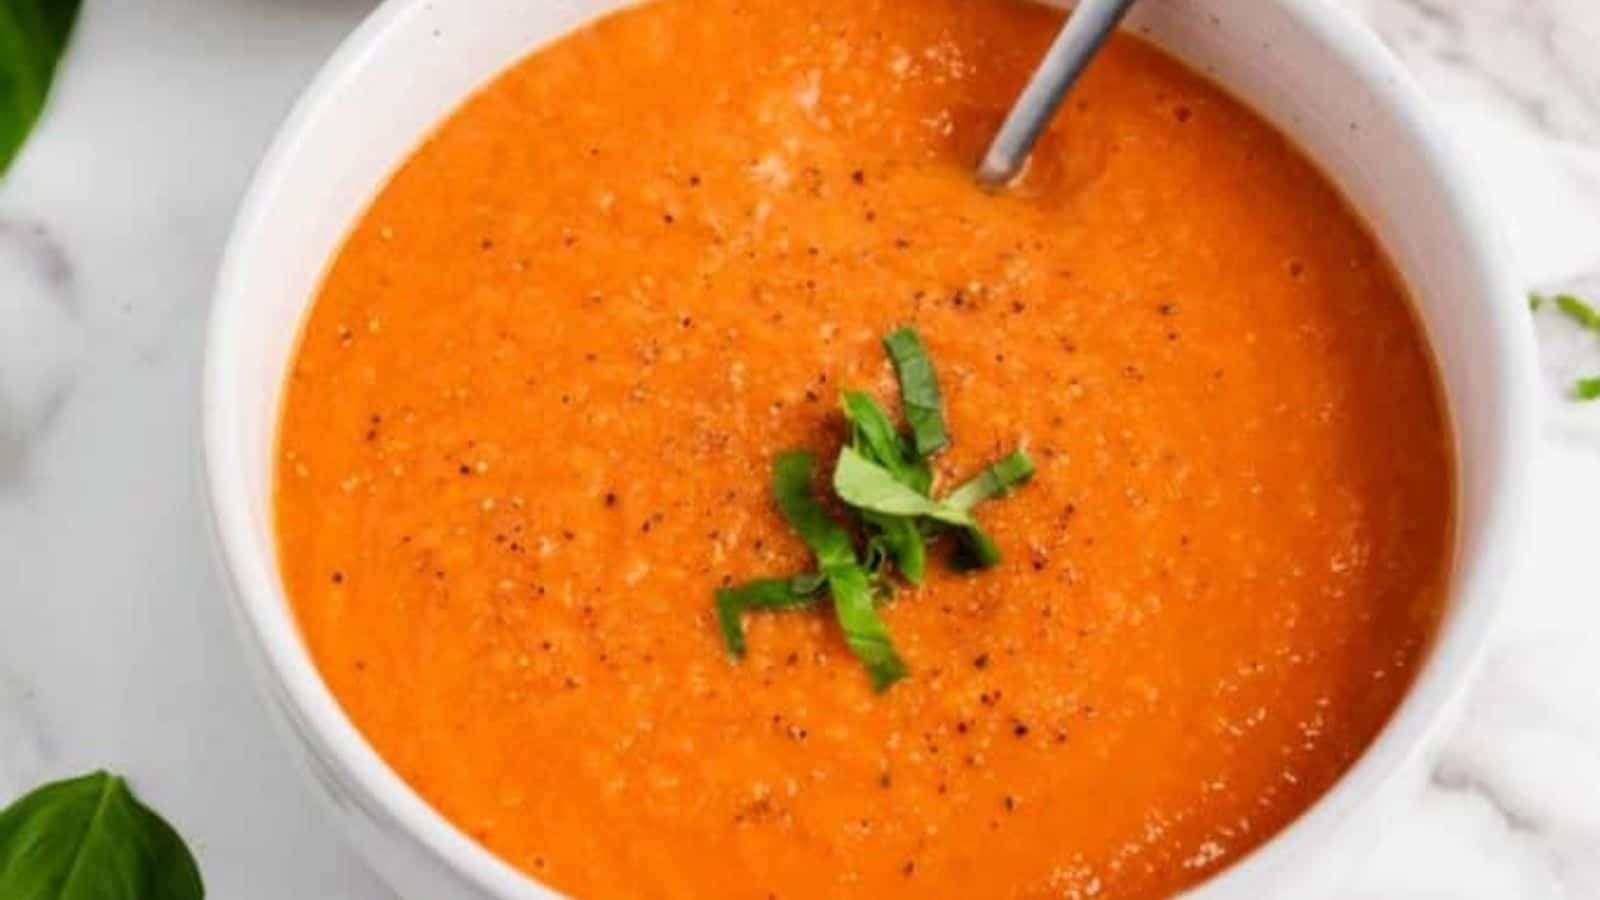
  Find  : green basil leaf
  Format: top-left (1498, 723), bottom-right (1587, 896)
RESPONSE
top-left (945, 449), bottom-right (1036, 511)
top-left (833, 446), bottom-right (971, 527)
top-left (864, 510), bottom-right (926, 584)
top-left (715, 575), bottom-right (826, 657)
top-left (771, 450), bottom-right (857, 570)
top-left (788, 572), bottom-right (827, 594)
top-left (840, 391), bottom-right (903, 466)
top-left (0, 0), bottom-right (82, 176)
top-left (1576, 376), bottom-right (1600, 401)
top-left (840, 390), bottom-right (932, 495)
top-left (768, 450), bottom-right (908, 688)
top-left (0, 771), bottom-right (204, 900)
top-left (824, 562), bottom-right (907, 692)
top-left (882, 327), bottom-right (949, 459)
top-left (1554, 293), bottom-right (1600, 331)
top-left (721, 330), bottom-right (1036, 689)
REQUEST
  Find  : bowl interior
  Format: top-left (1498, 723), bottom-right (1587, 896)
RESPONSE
top-left (206, 1), bottom-right (1533, 897)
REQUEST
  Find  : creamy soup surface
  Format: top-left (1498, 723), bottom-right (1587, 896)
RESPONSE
top-left (276, 1), bottom-right (1454, 897)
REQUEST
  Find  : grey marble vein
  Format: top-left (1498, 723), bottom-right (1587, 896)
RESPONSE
top-left (1430, 765), bottom-right (1544, 837)
top-left (1366, 0), bottom-right (1600, 144)
top-left (0, 219), bottom-right (76, 314)
top-left (0, 217), bottom-right (81, 497)
top-left (1428, 765), bottom-right (1596, 896)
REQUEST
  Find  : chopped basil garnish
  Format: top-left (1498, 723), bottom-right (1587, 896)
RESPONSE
top-left (883, 327), bottom-right (950, 458)
top-left (770, 450), bottom-right (908, 690)
top-left (946, 450), bottom-right (1036, 511)
top-left (714, 328), bottom-right (1034, 691)
top-left (826, 561), bottom-right (907, 691)
top-left (833, 447), bottom-right (973, 527)
top-left (715, 575), bottom-right (826, 658)
top-left (865, 511), bottom-right (927, 584)
top-left (1532, 291), bottom-right (1600, 400)
top-left (1554, 293), bottom-right (1600, 331)
top-left (772, 450), bottom-right (858, 568)
top-left (841, 390), bottom-right (931, 493)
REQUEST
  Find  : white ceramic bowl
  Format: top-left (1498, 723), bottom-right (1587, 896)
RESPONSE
top-left (204, 1), bottom-right (1538, 897)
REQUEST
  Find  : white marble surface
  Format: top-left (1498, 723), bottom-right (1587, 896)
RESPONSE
top-left (2, 1), bottom-right (1598, 897)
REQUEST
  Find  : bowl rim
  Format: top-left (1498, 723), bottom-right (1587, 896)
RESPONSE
top-left (202, 1), bottom-right (1538, 897)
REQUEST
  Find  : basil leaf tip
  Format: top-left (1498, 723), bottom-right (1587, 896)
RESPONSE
top-left (0, 0), bottom-right (84, 176)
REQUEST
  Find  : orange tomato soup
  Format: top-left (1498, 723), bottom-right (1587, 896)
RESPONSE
top-left (276, 0), bottom-right (1453, 897)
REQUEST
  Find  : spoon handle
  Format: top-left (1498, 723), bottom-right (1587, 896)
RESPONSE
top-left (976, 0), bottom-right (1137, 186)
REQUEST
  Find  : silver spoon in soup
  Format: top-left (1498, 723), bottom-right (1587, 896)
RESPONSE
top-left (976, 0), bottom-right (1138, 186)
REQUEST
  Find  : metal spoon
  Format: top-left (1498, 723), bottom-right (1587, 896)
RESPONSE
top-left (976, 0), bottom-right (1138, 186)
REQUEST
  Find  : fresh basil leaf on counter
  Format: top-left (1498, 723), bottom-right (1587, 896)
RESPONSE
top-left (0, 0), bottom-right (83, 176)
top-left (0, 770), bottom-right (204, 899)
top-left (1554, 293), bottom-right (1600, 331)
